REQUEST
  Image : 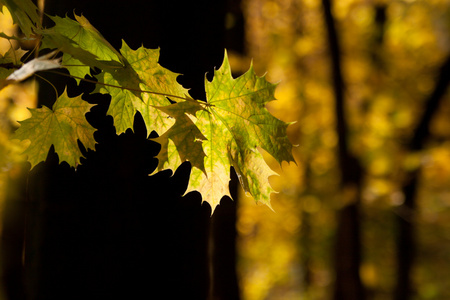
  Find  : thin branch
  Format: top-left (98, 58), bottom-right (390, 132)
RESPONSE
top-left (395, 54), bottom-right (450, 300)
top-left (44, 70), bottom-right (190, 102)
top-left (409, 56), bottom-right (450, 150)
top-left (34, 73), bottom-right (58, 101)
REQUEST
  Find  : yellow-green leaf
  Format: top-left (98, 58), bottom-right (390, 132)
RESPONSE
top-left (12, 89), bottom-right (96, 168)
top-left (95, 41), bottom-right (190, 135)
top-left (152, 99), bottom-right (207, 173)
top-left (187, 51), bottom-right (295, 212)
top-left (40, 13), bottom-right (124, 83)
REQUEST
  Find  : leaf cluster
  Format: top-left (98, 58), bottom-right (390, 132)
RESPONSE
top-left (0, 0), bottom-right (295, 212)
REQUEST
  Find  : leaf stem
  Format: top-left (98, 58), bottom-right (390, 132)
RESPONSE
top-left (35, 73), bottom-right (58, 101)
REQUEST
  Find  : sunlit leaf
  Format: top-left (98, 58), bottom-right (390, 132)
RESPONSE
top-left (12, 89), bottom-right (96, 168)
top-left (40, 13), bottom-right (124, 83)
top-left (186, 52), bottom-right (295, 211)
top-left (94, 40), bottom-right (189, 135)
top-left (152, 99), bottom-right (207, 173)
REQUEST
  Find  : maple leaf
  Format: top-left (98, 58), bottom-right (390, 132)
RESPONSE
top-left (40, 13), bottom-right (124, 83)
top-left (152, 99), bottom-right (207, 173)
top-left (94, 40), bottom-right (190, 135)
top-left (185, 52), bottom-right (295, 212)
top-left (12, 89), bottom-right (96, 168)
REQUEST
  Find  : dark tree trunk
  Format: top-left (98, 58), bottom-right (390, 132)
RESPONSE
top-left (209, 172), bottom-right (240, 300)
top-left (321, 0), bottom-right (365, 299)
top-left (208, 1), bottom-right (245, 298)
top-left (394, 56), bottom-right (450, 300)
top-left (395, 171), bottom-right (418, 300)
top-left (1, 164), bottom-right (28, 300)
top-left (21, 104), bottom-right (213, 299)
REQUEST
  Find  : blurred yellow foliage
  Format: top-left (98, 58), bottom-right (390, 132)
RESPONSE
top-left (237, 0), bottom-right (450, 299)
top-left (0, 7), bottom-right (17, 54)
top-left (0, 5), bottom-right (36, 245)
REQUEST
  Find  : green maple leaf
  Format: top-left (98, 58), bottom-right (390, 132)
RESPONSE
top-left (94, 40), bottom-right (190, 135)
top-left (177, 52), bottom-right (295, 212)
top-left (40, 13), bottom-right (124, 83)
top-left (12, 89), bottom-right (96, 168)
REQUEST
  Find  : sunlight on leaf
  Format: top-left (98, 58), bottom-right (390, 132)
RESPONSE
top-left (40, 13), bottom-right (124, 83)
top-left (95, 41), bottom-right (189, 135)
top-left (152, 99), bottom-right (207, 173)
top-left (12, 89), bottom-right (96, 168)
top-left (186, 52), bottom-right (295, 212)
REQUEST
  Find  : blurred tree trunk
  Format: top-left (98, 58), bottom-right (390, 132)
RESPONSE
top-left (209, 172), bottom-right (241, 300)
top-left (1, 164), bottom-right (28, 300)
top-left (395, 56), bottom-right (450, 300)
top-left (300, 166), bottom-right (314, 294)
top-left (321, 0), bottom-right (365, 299)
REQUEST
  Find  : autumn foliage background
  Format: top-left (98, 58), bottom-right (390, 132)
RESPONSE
top-left (235, 0), bottom-right (449, 299)
top-left (1, 0), bottom-right (450, 299)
